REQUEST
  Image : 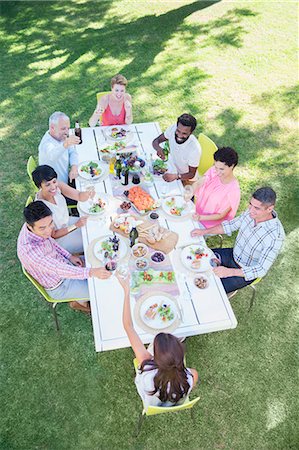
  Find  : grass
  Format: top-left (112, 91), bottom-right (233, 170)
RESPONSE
top-left (0, 1), bottom-right (298, 449)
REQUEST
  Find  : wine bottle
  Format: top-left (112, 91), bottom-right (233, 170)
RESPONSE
top-left (75, 120), bottom-right (82, 144)
top-left (129, 221), bottom-right (139, 247)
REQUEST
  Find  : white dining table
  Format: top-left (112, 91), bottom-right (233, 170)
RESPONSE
top-left (74, 123), bottom-right (237, 352)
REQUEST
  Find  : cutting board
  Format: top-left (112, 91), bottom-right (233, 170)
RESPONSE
top-left (109, 217), bottom-right (178, 254)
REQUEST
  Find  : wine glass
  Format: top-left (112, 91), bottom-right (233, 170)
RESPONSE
top-left (183, 185), bottom-right (193, 203)
top-left (116, 263), bottom-right (129, 279)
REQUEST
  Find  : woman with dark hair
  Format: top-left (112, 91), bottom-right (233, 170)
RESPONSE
top-left (89, 74), bottom-right (133, 127)
top-left (192, 147), bottom-right (241, 229)
top-left (118, 275), bottom-right (198, 408)
top-left (32, 165), bottom-right (93, 253)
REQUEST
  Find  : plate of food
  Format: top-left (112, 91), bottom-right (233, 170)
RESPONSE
top-left (162, 196), bottom-right (192, 217)
top-left (93, 234), bottom-right (128, 262)
top-left (138, 293), bottom-right (178, 330)
top-left (131, 270), bottom-right (175, 292)
top-left (104, 126), bottom-right (134, 143)
top-left (180, 244), bottom-right (213, 272)
top-left (99, 141), bottom-right (137, 155)
top-left (124, 186), bottom-right (160, 215)
top-left (78, 160), bottom-right (103, 180)
top-left (112, 213), bottom-right (143, 235)
top-left (79, 193), bottom-right (108, 215)
top-left (152, 159), bottom-right (168, 176)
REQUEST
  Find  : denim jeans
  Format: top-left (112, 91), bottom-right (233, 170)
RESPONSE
top-left (212, 247), bottom-right (255, 293)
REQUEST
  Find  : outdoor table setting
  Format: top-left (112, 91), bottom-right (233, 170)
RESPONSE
top-left (74, 122), bottom-right (237, 352)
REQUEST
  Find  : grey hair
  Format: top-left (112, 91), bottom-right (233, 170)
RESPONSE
top-left (49, 111), bottom-right (69, 127)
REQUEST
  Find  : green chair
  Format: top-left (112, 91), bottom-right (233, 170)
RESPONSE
top-left (228, 278), bottom-right (262, 311)
top-left (27, 155), bottom-right (38, 193)
top-left (133, 358), bottom-right (200, 437)
top-left (197, 133), bottom-right (217, 176)
top-left (25, 195), bottom-right (33, 207)
top-left (26, 155), bottom-right (76, 210)
top-left (22, 266), bottom-right (89, 331)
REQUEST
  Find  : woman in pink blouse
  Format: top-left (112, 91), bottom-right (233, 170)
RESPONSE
top-left (193, 147), bottom-right (240, 229)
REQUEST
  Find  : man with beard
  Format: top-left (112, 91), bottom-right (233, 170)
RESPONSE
top-left (39, 111), bottom-right (80, 185)
top-left (152, 113), bottom-right (201, 183)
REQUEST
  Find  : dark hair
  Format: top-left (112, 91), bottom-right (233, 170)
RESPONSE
top-left (32, 165), bottom-right (57, 188)
top-left (214, 147), bottom-right (238, 167)
top-left (177, 113), bottom-right (197, 132)
top-left (24, 201), bottom-right (52, 227)
top-left (252, 187), bottom-right (276, 206)
top-left (139, 333), bottom-right (191, 404)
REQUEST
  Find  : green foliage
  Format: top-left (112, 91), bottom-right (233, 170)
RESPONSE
top-left (0, 1), bottom-right (298, 449)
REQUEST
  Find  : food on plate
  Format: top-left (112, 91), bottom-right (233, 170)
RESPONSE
top-left (151, 251), bottom-right (165, 263)
top-left (194, 276), bottom-right (209, 289)
top-left (100, 141), bottom-right (126, 153)
top-left (98, 234), bottom-right (120, 260)
top-left (111, 127), bottom-right (128, 139)
top-left (152, 159), bottom-right (168, 175)
top-left (89, 197), bottom-right (106, 213)
top-left (80, 161), bottom-right (101, 177)
top-left (157, 303), bottom-right (174, 322)
top-left (120, 201), bottom-right (131, 211)
top-left (113, 214), bottom-right (142, 235)
top-left (131, 270), bottom-right (175, 291)
top-left (183, 246), bottom-right (210, 271)
top-left (144, 303), bottom-right (158, 320)
top-left (165, 197), bottom-right (185, 216)
top-left (127, 186), bottom-right (158, 213)
top-left (139, 223), bottom-right (170, 244)
top-left (124, 155), bottom-right (145, 170)
top-left (149, 212), bottom-right (159, 220)
top-left (132, 244), bottom-right (148, 258)
top-left (135, 258), bottom-right (149, 270)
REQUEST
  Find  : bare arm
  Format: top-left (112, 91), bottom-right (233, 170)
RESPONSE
top-left (191, 223), bottom-right (225, 237)
top-left (58, 181), bottom-right (93, 203)
top-left (163, 165), bottom-right (198, 182)
top-left (124, 93), bottom-right (133, 125)
top-left (88, 95), bottom-right (109, 127)
top-left (196, 206), bottom-right (231, 222)
top-left (117, 274), bottom-right (151, 364)
top-left (152, 133), bottom-right (168, 160)
top-left (190, 368), bottom-right (199, 385)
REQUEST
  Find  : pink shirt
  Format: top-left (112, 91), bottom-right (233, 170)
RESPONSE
top-left (17, 223), bottom-right (90, 289)
top-left (195, 166), bottom-right (240, 229)
top-left (101, 100), bottom-right (126, 126)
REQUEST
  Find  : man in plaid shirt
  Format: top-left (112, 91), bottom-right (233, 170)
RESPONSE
top-left (191, 187), bottom-right (285, 293)
top-left (18, 201), bottom-right (111, 314)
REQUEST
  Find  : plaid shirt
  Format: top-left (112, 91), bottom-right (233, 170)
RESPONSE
top-left (17, 224), bottom-right (90, 289)
top-left (222, 210), bottom-right (285, 281)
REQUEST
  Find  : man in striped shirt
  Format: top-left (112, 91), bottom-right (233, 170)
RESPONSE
top-left (17, 201), bottom-right (111, 313)
top-left (191, 187), bottom-right (285, 293)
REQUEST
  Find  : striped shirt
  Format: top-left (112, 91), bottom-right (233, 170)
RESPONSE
top-left (17, 223), bottom-right (90, 289)
top-left (222, 210), bottom-right (285, 281)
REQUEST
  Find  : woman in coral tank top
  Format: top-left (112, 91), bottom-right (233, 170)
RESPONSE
top-left (191, 147), bottom-right (240, 229)
top-left (89, 74), bottom-right (133, 127)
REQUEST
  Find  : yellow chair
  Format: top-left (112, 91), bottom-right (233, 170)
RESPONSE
top-left (197, 133), bottom-right (218, 176)
top-left (27, 155), bottom-right (38, 193)
top-left (133, 358), bottom-right (200, 436)
top-left (22, 266), bottom-right (89, 331)
top-left (25, 195), bottom-right (33, 207)
top-left (228, 278), bottom-right (262, 311)
top-left (95, 91), bottom-right (110, 125)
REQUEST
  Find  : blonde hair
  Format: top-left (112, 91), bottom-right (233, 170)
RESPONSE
top-left (111, 74), bottom-right (128, 88)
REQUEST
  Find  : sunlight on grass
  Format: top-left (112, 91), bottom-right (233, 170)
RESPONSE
top-left (28, 55), bottom-right (69, 76)
top-left (266, 400), bottom-right (286, 431)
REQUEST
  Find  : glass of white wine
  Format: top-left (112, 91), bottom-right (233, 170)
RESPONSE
top-left (183, 185), bottom-right (193, 202)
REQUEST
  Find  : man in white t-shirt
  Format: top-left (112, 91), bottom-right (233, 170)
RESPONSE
top-left (152, 113), bottom-right (201, 183)
top-left (39, 111), bottom-right (80, 185)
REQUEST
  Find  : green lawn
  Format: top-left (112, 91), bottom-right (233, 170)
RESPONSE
top-left (0, 1), bottom-right (298, 449)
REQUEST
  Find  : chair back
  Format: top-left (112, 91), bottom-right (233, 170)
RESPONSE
top-left (197, 133), bottom-right (217, 176)
top-left (133, 358), bottom-right (200, 416)
top-left (25, 195), bottom-right (33, 207)
top-left (96, 91), bottom-right (110, 103)
top-left (22, 265), bottom-right (56, 304)
top-left (27, 155), bottom-right (38, 192)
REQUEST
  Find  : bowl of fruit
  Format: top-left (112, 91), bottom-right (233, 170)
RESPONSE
top-left (151, 251), bottom-right (166, 265)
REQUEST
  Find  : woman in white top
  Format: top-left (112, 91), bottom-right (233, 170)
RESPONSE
top-left (118, 275), bottom-right (199, 409)
top-left (32, 165), bottom-right (93, 253)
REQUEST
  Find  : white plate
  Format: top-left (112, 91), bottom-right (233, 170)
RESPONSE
top-left (93, 234), bottom-right (128, 262)
top-left (98, 141), bottom-right (138, 155)
top-left (162, 195), bottom-right (192, 218)
top-left (180, 244), bottom-right (213, 272)
top-left (78, 160), bottom-right (103, 180)
top-left (139, 294), bottom-right (178, 330)
top-left (104, 126), bottom-right (134, 143)
top-left (78, 193), bottom-right (109, 215)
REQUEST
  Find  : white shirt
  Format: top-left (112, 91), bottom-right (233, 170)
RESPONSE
top-left (135, 365), bottom-right (194, 409)
top-left (164, 124), bottom-right (201, 179)
top-left (38, 131), bottom-right (78, 184)
top-left (36, 188), bottom-right (70, 229)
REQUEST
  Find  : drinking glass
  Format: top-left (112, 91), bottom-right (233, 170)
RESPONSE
top-left (183, 185), bottom-right (193, 202)
top-left (160, 183), bottom-right (168, 197)
top-left (117, 264), bottom-right (129, 279)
